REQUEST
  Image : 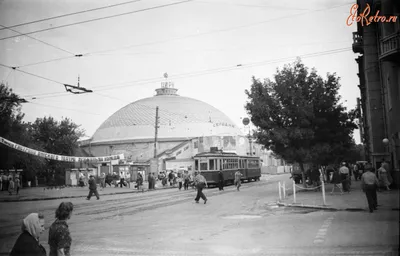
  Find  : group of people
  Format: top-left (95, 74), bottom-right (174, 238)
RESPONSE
top-left (1, 174), bottom-right (21, 195)
top-left (10, 202), bottom-right (74, 256)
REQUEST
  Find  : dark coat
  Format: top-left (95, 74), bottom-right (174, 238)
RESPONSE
top-left (10, 231), bottom-right (46, 256)
top-left (218, 172), bottom-right (224, 182)
top-left (88, 179), bottom-right (97, 190)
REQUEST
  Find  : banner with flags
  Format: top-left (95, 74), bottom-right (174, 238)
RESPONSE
top-left (0, 136), bottom-right (124, 163)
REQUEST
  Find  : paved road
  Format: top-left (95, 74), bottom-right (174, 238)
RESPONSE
top-left (0, 174), bottom-right (398, 256)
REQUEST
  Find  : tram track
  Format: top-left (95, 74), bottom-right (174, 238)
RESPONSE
top-left (0, 179), bottom-right (274, 240)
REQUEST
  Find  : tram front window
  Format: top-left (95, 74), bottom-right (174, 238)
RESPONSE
top-left (195, 160), bottom-right (199, 171)
top-left (200, 162), bottom-right (208, 171)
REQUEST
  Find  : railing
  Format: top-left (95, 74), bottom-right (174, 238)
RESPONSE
top-left (380, 32), bottom-right (400, 60)
top-left (352, 31), bottom-right (363, 53)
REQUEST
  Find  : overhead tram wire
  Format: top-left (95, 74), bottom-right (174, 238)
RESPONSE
top-left (0, 0), bottom-right (195, 41)
top-left (0, 24), bottom-right (75, 55)
top-left (19, 46), bottom-right (352, 100)
top-left (8, 1), bottom-right (353, 68)
top-left (0, 0), bottom-right (142, 31)
top-left (84, 2), bottom-right (353, 56)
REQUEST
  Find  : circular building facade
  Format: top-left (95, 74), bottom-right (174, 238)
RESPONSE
top-left (91, 86), bottom-right (242, 144)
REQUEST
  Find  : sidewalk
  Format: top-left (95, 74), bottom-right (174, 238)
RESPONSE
top-left (278, 180), bottom-right (400, 211)
top-left (0, 181), bottom-right (175, 202)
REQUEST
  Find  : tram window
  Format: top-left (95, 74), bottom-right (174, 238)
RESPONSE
top-left (200, 162), bottom-right (208, 171)
top-left (209, 159), bottom-right (215, 170)
top-left (220, 159), bottom-right (223, 170)
top-left (195, 160), bottom-right (199, 171)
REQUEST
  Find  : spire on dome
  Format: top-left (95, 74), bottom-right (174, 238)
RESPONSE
top-left (155, 72), bottom-right (178, 96)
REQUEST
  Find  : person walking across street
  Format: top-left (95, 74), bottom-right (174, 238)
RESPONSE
top-left (194, 171), bottom-right (208, 204)
top-left (361, 163), bottom-right (379, 213)
top-left (234, 170), bottom-right (242, 191)
top-left (218, 171), bottom-right (224, 191)
top-left (86, 175), bottom-right (100, 200)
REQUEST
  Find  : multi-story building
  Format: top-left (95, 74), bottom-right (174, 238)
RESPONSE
top-left (352, 0), bottom-right (400, 186)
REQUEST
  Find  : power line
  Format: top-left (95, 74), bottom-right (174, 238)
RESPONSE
top-left (0, 63), bottom-right (65, 85)
top-left (20, 46), bottom-right (352, 100)
top-left (85, 2), bottom-right (352, 56)
top-left (5, 1), bottom-right (352, 69)
top-left (0, 24), bottom-right (75, 55)
top-left (26, 102), bottom-right (103, 116)
top-left (0, 0), bottom-right (195, 41)
top-left (0, 0), bottom-right (142, 31)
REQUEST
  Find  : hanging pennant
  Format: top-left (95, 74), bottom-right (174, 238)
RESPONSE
top-left (0, 136), bottom-right (123, 162)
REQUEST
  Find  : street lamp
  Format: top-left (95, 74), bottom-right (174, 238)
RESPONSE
top-left (242, 117), bottom-right (252, 155)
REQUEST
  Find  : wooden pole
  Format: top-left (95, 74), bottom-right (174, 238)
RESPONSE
top-left (278, 182), bottom-right (282, 201)
top-left (293, 180), bottom-right (296, 203)
top-left (321, 175), bottom-right (326, 206)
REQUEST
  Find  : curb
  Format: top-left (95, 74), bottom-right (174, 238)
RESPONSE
top-left (0, 186), bottom-right (176, 203)
top-left (277, 202), bottom-right (366, 212)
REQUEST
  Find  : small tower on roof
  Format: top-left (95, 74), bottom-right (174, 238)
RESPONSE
top-left (155, 72), bottom-right (178, 96)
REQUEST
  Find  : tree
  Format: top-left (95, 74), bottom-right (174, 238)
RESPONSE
top-left (29, 116), bottom-right (85, 185)
top-left (245, 59), bottom-right (357, 185)
top-left (0, 83), bottom-right (27, 169)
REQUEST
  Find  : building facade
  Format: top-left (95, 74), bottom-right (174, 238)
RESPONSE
top-left (80, 82), bottom-right (285, 178)
top-left (352, 0), bottom-right (400, 185)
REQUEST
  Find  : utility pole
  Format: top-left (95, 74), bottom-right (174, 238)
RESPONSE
top-left (154, 106), bottom-right (159, 158)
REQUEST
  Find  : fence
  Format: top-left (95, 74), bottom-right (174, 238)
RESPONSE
top-left (278, 175), bottom-right (327, 206)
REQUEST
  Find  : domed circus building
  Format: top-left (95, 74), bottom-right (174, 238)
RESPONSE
top-left (79, 83), bottom-right (288, 178)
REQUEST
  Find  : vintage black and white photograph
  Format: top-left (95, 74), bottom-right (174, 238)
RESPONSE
top-left (0, 0), bottom-right (399, 255)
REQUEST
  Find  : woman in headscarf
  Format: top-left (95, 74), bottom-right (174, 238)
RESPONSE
top-left (10, 213), bottom-right (46, 256)
top-left (48, 202), bottom-right (74, 256)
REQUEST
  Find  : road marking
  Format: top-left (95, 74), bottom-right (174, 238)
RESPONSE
top-left (313, 216), bottom-right (334, 245)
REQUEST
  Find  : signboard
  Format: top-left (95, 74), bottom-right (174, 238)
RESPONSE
top-left (0, 136), bottom-right (124, 163)
top-left (150, 158), bottom-right (158, 174)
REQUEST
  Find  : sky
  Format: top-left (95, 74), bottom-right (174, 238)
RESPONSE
top-left (0, 0), bottom-right (361, 144)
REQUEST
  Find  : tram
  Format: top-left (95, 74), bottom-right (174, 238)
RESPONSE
top-left (193, 149), bottom-right (261, 187)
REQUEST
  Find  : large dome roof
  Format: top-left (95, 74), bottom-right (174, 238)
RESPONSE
top-left (91, 86), bottom-right (242, 144)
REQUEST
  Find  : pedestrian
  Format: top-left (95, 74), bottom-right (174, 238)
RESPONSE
top-left (120, 172), bottom-right (126, 188)
top-left (177, 174), bottom-right (183, 190)
top-left (234, 170), bottom-right (242, 191)
top-left (218, 171), bottom-right (224, 191)
top-left (183, 171), bottom-right (190, 190)
top-left (15, 176), bottom-right (21, 195)
top-left (136, 172), bottom-right (143, 190)
top-left (99, 173), bottom-right (105, 190)
top-left (8, 177), bottom-right (14, 195)
top-left (353, 163), bottom-right (359, 181)
top-left (86, 175), bottom-right (100, 200)
top-left (330, 168), bottom-right (343, 195)
top-left (151, 173), bottom-right (156, 189)
top-left (339, 162), bottom-right (350, 192)
top-left (361, 163), bottom-right (379, 213)
top-left (326, 165), bottom-right (335, 183)
top-left (126, 172), bottom-right (131, 188)
top-left (168, 171), bottom-right (174, 186)
top-left (48, 202), bottom-right (74, 256)
top-left (148, 172), bottom-right (153, 190)
top-left (377, 162), bottom-right (391, 191)
top-left (194, 171), bottom-right (207, 204)
top-left (10, 213), bottom-right (46, 256)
